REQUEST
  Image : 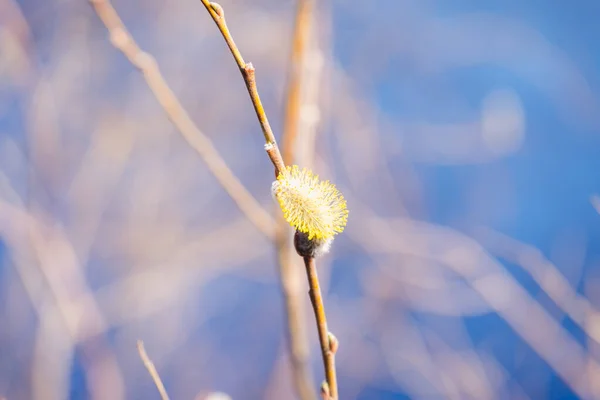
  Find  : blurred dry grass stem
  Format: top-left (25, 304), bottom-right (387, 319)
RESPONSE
top-left (480, 228), bottom-right (600, 344)
top-left (0, 195), bottom-right (125, 400)
top-left (137, 340), bottom-right (170, 400)
top-left (89, 0), bottom-right (276, 239)
top-left (347, 204), bottom-right (600, 399)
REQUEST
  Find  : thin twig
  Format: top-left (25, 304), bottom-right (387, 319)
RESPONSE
top-left (304, 256), bottom-right (338, 399)
top-left (198, 2), bottom-right (339, 397)
top-left (276, 230), bottom-right (315, 400)
top-left (137, 340), bottom-right (170, 400)
top-left (198, 1), bottom-right (285, 177)
top-left (89, 0), bottom-right (276, 240)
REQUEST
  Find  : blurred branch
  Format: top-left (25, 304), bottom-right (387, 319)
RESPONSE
top-left (0, 0), bottom-right (34, 79)
top-left (280, 0), bottom-right (316, 166)
top-left (304, 256), bottom-right (338, 399)
top-left (350, 207), bottom-right (600, 399)
top-left (89, 0), bottom-right (276, 240)
top-left (0, 190), bottom-right (125, 400)
top-left (591, 195), bottom-right (600, 215)
top-left (137, 340), bottom-right (170, 400)
top-left (479, 228), bottom-right (600, 344)
top-left (65, 116), bottom-right (136, 263)
top-left (277, 1), bottom-right (319, 399)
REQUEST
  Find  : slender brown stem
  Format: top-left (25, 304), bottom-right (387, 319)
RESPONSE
top-left (137, 340), bottom-right (170, 400)
top-left (199, 1), bottom-right (285, 176)
top-left (304, 256), bottom-right (338, 399)
top-left (199, 2), bottom-right (340, 398)
top-left (276, 230), bottom-right (316, 400)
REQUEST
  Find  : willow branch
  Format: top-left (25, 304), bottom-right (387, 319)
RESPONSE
top-left (199, 2), bottom-right (340, 398)
top-left (89, 0), bottom-right (276, 240)
top-left (304, 256), bottom-right (338, 399)
top-left (198, 1), bottom-right (285, 177)
top-left (137, 341), bottom-right (170, 400)
top-left (276, 229), bottom-right (315, 400)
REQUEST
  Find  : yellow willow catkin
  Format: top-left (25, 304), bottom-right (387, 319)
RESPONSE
top-left (273, 165), bottom-right (348, 240)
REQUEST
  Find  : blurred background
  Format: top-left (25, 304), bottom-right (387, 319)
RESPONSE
top-left (1, 0), bottom-right (600, 399)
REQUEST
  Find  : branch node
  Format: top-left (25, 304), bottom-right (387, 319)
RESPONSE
top-left (327, 332), bottom-right (339, 354)
top-left (109, 28), bottom-right (128, 49)
top-left (320, 381), bottom-right (330, 399)
top-left (135, 52), bottom-right (155, 70)
top-left (209, 2), bottom-right (224, 19)
top-left (244, 62), bottom-right (255, 73)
